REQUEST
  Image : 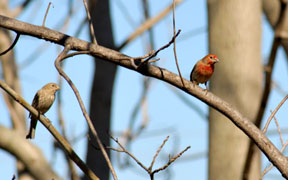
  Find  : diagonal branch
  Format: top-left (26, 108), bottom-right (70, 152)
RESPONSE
top-left (1, 15), bottom-right (288, 178)
top-left (54, 46), bottom-right (118, 180)
top-left (262, 95), bottom-right (288, 134)
top-left (0, 79), bottom-right (99, 180)
top-left (242, 1), bottom-right (288, 179)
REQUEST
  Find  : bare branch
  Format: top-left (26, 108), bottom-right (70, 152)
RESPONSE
top-left (263, 95), bottom-right (288, 134)
top-left (139, 29), bottom-right (181, 67)
top-left (110, 134), bottom-right (149, 172)
top-left (1, 15), bottom-right (288, 178)
top-left (152, 146), bottom-right (191, 175)
top-left (262, 141), bottom-right (288, 178)
top-left (110, 134), bottom-right (190, 180)
top-left (272, 114), bottom-right (284, 146)
top-left (83, 0), bottom-right (97, 45)
top-left (149, 136), bottom-right (170, 171)
top-left (0, 79), bottom-right (99, 180)
top-left (172, 0), bottom-right (185, 88)
top-left (54, 46), bottom-right (118, 180)
top-left (0, 126), bottom-right (61, 180)
top-left (42, 2), bottom-right (53, 27)
top-left (56, 70), bottom-right (80, 180)
top-left (243, 1), bottom-right (288, 178)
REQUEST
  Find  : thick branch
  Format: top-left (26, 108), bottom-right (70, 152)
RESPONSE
top-left (0, 125), bottom-right (61, 180)
top-left (1, 15), bottom-right (288, 178)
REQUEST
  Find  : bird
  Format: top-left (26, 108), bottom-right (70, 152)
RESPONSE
top-left (26, 83), bottom-right (60, 139)
top-left (190, 54), bottom-right (219, 89)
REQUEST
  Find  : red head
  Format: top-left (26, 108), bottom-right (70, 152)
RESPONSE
top-left (202, 54), bottom-right (219, 65)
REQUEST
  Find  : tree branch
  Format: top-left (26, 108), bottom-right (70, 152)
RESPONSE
top-left (54, 46), bottom-right (118, 180)
top-left (0, 79), bottom-right (99, 180)
top-left (0, 125), bottom-right (61, 180)
top-left (1, 15), bottom-right (288, 178)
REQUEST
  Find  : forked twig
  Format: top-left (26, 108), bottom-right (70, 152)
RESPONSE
top-left (138, 30), bottom-right (181, 68)
top-left (110, 134), bottom-right (149, 171)
top-left (149, 136), bottom-right (170, 171)
top-left (110, 134), bottom-right (190, 180)
top-left (152, 146), bottom-right (190, 175)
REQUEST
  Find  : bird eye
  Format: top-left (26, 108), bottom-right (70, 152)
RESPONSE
top-left (209, 56), bottom-right (213, 59)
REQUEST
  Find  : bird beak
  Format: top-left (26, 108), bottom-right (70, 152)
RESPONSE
top-left (214, 58), bottom-right (219, 63)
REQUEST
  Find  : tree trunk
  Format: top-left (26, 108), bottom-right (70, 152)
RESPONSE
top-left (207, 0), bottom-right (262, 179)
top-left (84, 0), bottom-right (116, 180)
top-left (263, 0), bottom-right (288, 57)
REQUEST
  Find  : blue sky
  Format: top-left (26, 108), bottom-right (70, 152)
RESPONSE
top-left (1, 0), bottom-right (288, 179)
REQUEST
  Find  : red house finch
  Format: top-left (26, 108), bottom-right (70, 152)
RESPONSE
top-left (190, 54), bottom-right (219, 89)
top-left (26, 83), bottom-right (60, 139)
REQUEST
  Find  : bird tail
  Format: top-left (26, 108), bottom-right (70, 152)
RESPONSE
top-left (26, 116), bottom-right (38, 139)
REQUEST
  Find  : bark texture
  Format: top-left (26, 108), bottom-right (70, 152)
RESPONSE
top-left (207, 0), bottom-right (262, 179)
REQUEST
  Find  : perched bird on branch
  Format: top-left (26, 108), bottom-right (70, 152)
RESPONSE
top-left (190, 54), bottom-right (219, 89)
top-left (26, 83), bottom-right (60, 139)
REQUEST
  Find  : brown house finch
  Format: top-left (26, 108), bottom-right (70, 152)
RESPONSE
top-left (26, 83), bottom-right (60, 139)
top-left (190, 54), bottom-right (219, 89)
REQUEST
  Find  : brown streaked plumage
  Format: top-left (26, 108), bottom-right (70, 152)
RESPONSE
top-left (190, 54), bottom-right (219, 89)
top-left (26, 83), bottom-right (60, 139)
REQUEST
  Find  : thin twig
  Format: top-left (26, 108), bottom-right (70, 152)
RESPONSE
top-left (83, 0), bottom-right (97, 45)
top-left (56, 63), bottom-right (80, 180)
top-left (149, 136), bottom-right (170, 171)
top-left (55, 46), bottom-right (118, 180)
top-left (111, 133), bottom-right (190, 180)
top-left (172, 0), bottom-right (185, 88)
top-left (272, 112), bottom-right (284, 146)
top-left (263, 95), bottom-right (288, 134)
top-left (42, 2), bottom-right (53, 27)
top-left (110, 134), bottom-right (149, 172)
top-left (152, 146), bottom-right (190, 174)
top-left (147, 30), bottom-right (181, 62)
top-left (139, 30), bottom-right (181, 68)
